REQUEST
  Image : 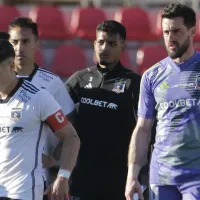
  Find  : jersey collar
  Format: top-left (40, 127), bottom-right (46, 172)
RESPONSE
top-left (97, 61), bottom-right (124, 76)
top-left (27, 63), bottom-right (39, 81)
top-left (0, 78), bottom-right (22, 104)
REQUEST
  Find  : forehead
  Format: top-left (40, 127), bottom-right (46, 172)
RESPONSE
top-left (96, 31), bottom-right (121, 41)
top-left (9, 27), bottom-right (35, 39)
top-left (162, 17), bottom-right (186, 30)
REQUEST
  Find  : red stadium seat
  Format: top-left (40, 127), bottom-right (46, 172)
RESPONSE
top-left (194, 12), bottom-right (200, 41)
top-left (154, 9), bottom-right (163, 39)
top-left (93, 50), bottom-right (133, 70)
top-left (0, 6), bottom-right (20, 31)
top-left (114, 7), bottom-right (159, 41)
top-left (35, 50), bottom-right (45, 67)
top-left (136, 45), bottom-right (167, 75)
top-left (51, 44), bottom-right (87, 77)
top-left (29, 6), bottom-right (71, 39)
top-left (195, 47), bottom-right (200, 52)
top-left (70, 6), bottom-right (106, 40)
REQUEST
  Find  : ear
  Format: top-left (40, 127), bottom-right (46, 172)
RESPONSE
top-left (121, 41), bottom-right (125, 52)
top-left (94, 40), bottom-right (97, 51)
top-left (191, 26), bottom-right (196, 37)
top-left (36, 39), bottom-right (40, 49)
top-left (9, 59), bottom-right (15, 71)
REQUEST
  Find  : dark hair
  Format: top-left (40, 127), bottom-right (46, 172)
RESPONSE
top-left (96, 20), bottom-right (126, 40)
top-left (0, 32), bottom-right (10, 40)
top-left (8, 17), bottom-right (38, 38)
top-left (161, 2), bottom-right (196, 28)
top-left (0, 39), bottom-right (15, 63)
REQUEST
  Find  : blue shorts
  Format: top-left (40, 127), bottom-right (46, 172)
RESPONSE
top-left (150, 181), bottom-right (200, 200)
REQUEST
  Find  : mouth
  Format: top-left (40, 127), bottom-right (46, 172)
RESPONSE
top-left (100, 54), bottom-right (110, 59)
top-left (168, 42), bottom-right (178, 49)
top-left (16, 55), bottom-right (25, 59)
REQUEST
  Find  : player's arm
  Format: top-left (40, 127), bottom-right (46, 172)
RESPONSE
top-left (38, 90), bottom-right (80, 199)
top-left (132, 74), bottom-right (141, 121)
top-left (127, 117), bottom-right (154, 180)
top-left (44, 110), bottom-right (80, 200)
top-left (125, 70), bottom-right (156, 200)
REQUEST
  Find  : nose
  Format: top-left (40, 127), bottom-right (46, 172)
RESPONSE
top-left (15, 41), bottom-right (24, 52)
top-left (101, 42), bottom-right (109, 52)
top-left (168, 31), bottom-right (175, 41)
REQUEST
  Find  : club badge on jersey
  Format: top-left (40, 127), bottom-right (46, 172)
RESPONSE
top-left (112, 80), bottom-right (126, 93)
top-left (11, 108), bottom-right (22, 122)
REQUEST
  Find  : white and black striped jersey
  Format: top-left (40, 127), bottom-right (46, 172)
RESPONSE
top-left (0, 79), bottom-right (62, 200)
top-left (17, 64), bottom-right (75, 155)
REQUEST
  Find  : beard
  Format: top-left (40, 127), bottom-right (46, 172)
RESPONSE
top-left (166, 36), bottom-right (190, 59)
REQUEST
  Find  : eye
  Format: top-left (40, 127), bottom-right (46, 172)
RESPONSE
top-left (110, 42), bottom-right (117, 47)
top-left (23, 39), bottom-right (29, 44)
top-left (11, 40), bottom-right (18, 45)
top-left (164, 30), bottom-right (169, 35)
top-left (97, 40), bottom-right (104, 45)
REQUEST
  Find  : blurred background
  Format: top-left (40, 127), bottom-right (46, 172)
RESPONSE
top-left (1, 0), bottom-right (200, 78)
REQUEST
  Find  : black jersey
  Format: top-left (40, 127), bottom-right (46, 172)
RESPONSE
top-left (66, 62), bottom-right (141, 169)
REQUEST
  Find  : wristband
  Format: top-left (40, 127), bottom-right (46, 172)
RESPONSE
top-left (58, 169), bottom-right (71, 179)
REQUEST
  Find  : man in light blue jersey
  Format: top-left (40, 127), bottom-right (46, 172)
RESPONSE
top-left (125, 2), bottom-right (200, 200)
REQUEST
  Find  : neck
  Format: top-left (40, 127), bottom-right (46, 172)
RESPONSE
top-left (99, 60), bottom-right (119, 69)
top-left (0, 76), bottom-right (18, 99)
top-left (15, 63), bottom-right (35, 76)
top-left (173, 45), bottom-right (195, 64)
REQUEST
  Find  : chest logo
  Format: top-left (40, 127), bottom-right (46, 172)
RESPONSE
top-left (84, 76), bottom-right (93, 89)
top-left (112, 81), bottom-right (126, 93)
top-left (11, 108), bottom-right (22, 123)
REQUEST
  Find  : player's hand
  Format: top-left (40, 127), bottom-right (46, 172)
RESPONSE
top-left (125, 178), bottom-right (144, 200)
top-left (44, 176), bottom-right (69, 200)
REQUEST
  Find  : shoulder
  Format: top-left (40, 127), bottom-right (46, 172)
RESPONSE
top-left (142, 57), bottom-right (169, 81)
top-left (37, 67), bottom-right (64, 85)
top-left (21, 80), bottom-right (40, 95)
top-left (67, 66), bottom-right (97, 83)
top-left (120, 66), bottom-right (141, 84)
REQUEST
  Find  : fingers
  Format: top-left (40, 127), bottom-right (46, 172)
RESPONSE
top-left (43, 185), bottom-right (51, 196)
top-left (137, 186), bottom-right (144, 200)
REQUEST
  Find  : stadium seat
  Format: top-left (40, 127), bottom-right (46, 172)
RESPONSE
top-left (51, 44), bottom-right (87, 77)
top-left (114, 7), bottom-right (160, 41)
top-left (29, 6), bottom-right (71, 39)
top-left (70, 6), bottom-right (106, 40)
top-left (35, 50), bottom-right (45, 67)
top-left (136, 45), bottom-right (167, 75)
top-left (0, 6), bottom-right (20, 31)
top-left (194, 13), bottom-right (200, 41)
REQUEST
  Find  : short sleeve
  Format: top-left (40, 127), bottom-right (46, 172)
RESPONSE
top-left (37, 90), bottom-right (61, 121)
top-left (65, 71), bottom-right (80, 104)
top-left (54, 77), bottom-right (75, 116)
top-left (137, 72), bottom-right (156, 118)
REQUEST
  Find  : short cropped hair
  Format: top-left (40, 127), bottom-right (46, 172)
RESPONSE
top-left (161, 2), bottom-right (196, 28)
top-left (8, 17), bottom-right (38, 38)
top-left (0, 39), bottom-right (15, 63)
top-left (96, 20), bottom-right (126, 40)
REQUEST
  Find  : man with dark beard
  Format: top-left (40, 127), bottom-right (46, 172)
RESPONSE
top-left (125, 2), bottom-right (200, 200)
